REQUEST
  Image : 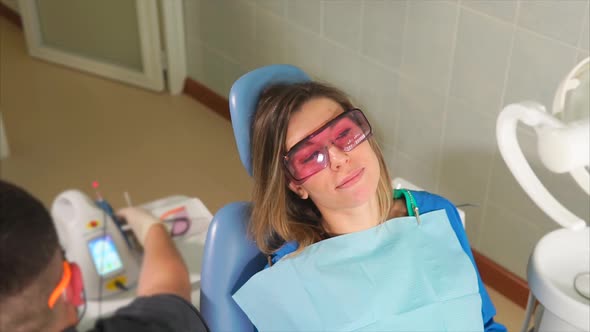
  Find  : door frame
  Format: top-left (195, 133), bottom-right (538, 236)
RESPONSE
top-left (160, 0), bottom-right (186, 95)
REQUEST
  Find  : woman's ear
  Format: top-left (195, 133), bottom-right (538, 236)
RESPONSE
top-left (288, 182), bottom-right (309, 200)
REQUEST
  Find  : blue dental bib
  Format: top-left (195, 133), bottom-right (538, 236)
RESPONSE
top-left (233, 209), bottom-right (483, 331)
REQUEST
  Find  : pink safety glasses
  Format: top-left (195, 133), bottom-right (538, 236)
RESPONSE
top-left (283, 108), bottom-right (372, 184)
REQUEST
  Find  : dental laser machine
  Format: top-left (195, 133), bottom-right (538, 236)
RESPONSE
top-left (50, 188), bottom-right (212, 331)
top-left (51, 190), bottom-right (141, 300)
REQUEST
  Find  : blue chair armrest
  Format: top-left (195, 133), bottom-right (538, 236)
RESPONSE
top-left (200, 202), bottom-right (266, 332)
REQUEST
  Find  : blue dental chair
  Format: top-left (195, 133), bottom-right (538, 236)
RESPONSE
top-left (200, 65), bottom-right (311, 332)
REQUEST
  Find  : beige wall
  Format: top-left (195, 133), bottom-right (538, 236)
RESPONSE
top-left (183, 0), bottom-right (590, 278)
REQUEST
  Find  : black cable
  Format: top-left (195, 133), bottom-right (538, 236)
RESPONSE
top-left (98, 208), bottom-right (107, 318)
top-left (78, 288), bottom-right (87, 322)
top-left (114, 280), bottom-right (129, 291)
top-left (456, 203), bottom-right (480, 208)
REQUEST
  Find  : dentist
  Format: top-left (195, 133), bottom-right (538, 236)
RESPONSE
top-left (0, 180), bottom-right (209, 332)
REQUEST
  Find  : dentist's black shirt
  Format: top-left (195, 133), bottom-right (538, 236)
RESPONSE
top-left (63, 294), bottom-right (209, 332)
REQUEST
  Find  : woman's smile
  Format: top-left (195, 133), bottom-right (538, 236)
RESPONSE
top-left (336, 168), bottom-right (364, 189)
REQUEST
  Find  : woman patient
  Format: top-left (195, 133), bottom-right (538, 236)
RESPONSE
top-left (233, 81), bottom-right (507, 332)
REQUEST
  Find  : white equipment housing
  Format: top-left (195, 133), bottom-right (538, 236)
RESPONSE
top-left (51, 190), bottom-right (140, 300)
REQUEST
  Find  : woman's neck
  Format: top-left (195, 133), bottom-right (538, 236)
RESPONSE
top-left (319, 195), bottom-right (381, 236)
top-left (319, 196), bottom-right (409, 237)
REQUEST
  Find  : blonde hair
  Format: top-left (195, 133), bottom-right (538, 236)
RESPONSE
top-left (250, 82), bottom-right (392, 255)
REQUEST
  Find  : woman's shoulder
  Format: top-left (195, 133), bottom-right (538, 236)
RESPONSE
top-left (409, 190), bottom-right (465, 235)
top-left (265, 241), bottom-right (299, 269)
top-left (409, 190), bottom-right (456, 213)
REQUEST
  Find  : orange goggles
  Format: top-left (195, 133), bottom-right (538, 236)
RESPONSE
top-left (48, 261), bottom-right (84, 309)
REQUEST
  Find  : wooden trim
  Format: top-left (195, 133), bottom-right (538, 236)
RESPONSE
top-left (472, 249), bottom-right (530, 308)
top-left (183, 78), bottom-right (230, 121)
top-left (0, 2), bottom-right (22, 28)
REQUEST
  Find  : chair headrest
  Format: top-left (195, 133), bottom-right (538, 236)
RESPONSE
top-left (229, 64), bottom-right (311, 176)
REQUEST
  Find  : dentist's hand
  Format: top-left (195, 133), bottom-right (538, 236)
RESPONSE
top-left (117, 207), bottom-right (162, 246)
top-left (117, 207), bottom-right (190, 301)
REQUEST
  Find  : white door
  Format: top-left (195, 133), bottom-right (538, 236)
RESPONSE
top-left (18, 0), bottom-right (165, 91)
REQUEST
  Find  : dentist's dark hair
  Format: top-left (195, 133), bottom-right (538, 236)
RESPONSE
top-left (0, 180), bottom-right (61, 331)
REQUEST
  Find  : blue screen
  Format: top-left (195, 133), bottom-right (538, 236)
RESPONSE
top-left (88, 235), bottom-right (123, 276)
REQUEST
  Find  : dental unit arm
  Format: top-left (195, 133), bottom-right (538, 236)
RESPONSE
top-left (496, 57), bottom-right (590, 231)
top-left (497, 57), bottom-right (590, 332)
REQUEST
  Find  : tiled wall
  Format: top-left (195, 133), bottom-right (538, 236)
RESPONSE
top-left (183, 0), bottom-right (590, 279)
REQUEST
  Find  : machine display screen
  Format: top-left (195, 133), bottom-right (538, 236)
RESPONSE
top-left (88, 235), bottom-right (123, 276)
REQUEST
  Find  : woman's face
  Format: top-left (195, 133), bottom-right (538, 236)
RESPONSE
top-left (285, 97), bottom-right (381, 212)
